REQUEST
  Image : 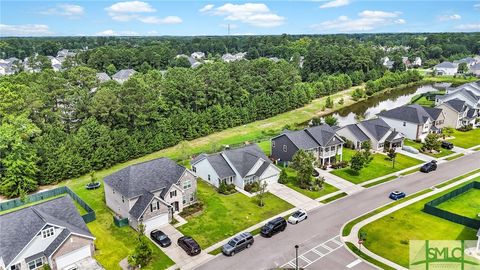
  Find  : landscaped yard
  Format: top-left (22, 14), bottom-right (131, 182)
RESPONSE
top-left (177, 181), bottom-right (293, 248)
top-left (283, 167), bottom-right (339, 199)
top-left (403, 139), bottom-right (454, 158)
top-left (361, 176), bottom-right (480, 267)
top-left (447, 128), bottom-right (480, 149)
top-left (331, 148), bottom-right (423, 184)
top-left (438, 188), bottom-right (480, 219)
top-left (257, 140), bottom-right (272, 156)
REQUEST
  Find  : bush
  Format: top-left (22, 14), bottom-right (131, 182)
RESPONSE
top-left (244, 181), bottom-right (260, 193)
top-left (278, 169), bottom-right (288, 184)
top-left (180, 201), bottom-right (204, 217)
top-left (330, 161), bottom-right (348, 169)
top-left (458, 125), bottom-right (473, 132)
top-left (218, 182), bottom-right (236, 195)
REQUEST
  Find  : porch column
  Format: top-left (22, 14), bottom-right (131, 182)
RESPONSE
top-left (340, 144), bottom-right (343, 161)
top-left (477, 237), bottom-right (480, 253)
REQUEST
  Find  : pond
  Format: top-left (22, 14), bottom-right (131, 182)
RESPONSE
top-left (329, 84), bottom-right (447, 126)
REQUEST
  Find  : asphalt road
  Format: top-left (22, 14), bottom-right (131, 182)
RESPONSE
top-left (196, 152), bottom-right (480, 270)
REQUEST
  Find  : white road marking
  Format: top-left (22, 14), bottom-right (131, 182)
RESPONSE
top-left (346, 259), bottom-right (362, 268)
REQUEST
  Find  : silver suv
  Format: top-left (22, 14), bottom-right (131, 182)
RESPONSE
top-left (222, 232), bottom-right (254, 256)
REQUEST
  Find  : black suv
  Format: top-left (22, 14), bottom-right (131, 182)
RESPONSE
top-left (441, 141), bottom-right (454, 150)
top-left (178, 236), bottom-right (201, 256)
top-left (222, 232), bottom-right (254, 256)
top-left (150, 230), bottom-right (171, 247)
top-left (420, 160), bottom-right (437, 173)
top-left (260, 217), bottom-right (287, 237)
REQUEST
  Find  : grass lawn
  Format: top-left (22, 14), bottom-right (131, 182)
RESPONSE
top-left (283, 168), bottom-right (339, 199)
top-left (257, 140), bottom-right (272, 156)
top-left (331, 148), bottom-right (423, 184)
top-left (447, 129), bottom-right (480, 149)
top-left (177, 181), bottom-right (293, 248)
top-left (361, 176), bottom-right (480, 267)
top-left (437, 188), bottom-right (480, 219)
top-left (320, 192), bottom-right (347, 203)
top-left (403, 139), bottom-right (454, 158)
top-left (410, 95), bottom-right (434, 107)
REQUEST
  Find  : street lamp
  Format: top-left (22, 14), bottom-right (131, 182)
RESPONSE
top-left (295, 244), bottom-right (299, 270)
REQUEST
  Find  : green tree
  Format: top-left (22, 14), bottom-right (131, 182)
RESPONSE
top-left (311, 117), bottom-right (323, 126)
top-left (256, 180), bottom-right (268, 207)
top-left (349, 151), bottom-right (365, 175)
top-left (458, 62), bottom-right (468, 74)
top-left (443, 127), bottom-right (454, 139)
top-left (128, 223), bottom-right (152, 268)
top-left (106, 63), bottom-right (117, 76)
top-left (291, 150), bottom-right (315, 189)
top-left (278, 168), bottom-right (288, 184)
top-left (422, 133), bottom-right (441, 152)
top-left (325, 96), bottom-right (334, 108)
top-left (387, 148), bottom-right (397, 168)
top-left (324, 115), bottom-right (338, 126)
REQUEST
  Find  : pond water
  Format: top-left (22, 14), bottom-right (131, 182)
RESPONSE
top-left (329, 84), bottom-right (446, 126)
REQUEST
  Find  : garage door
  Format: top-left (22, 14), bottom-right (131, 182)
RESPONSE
top-left (262, 174), bottom-right (279, 185)
top-left (143, 213), bottom-right (169, 232)
top-left (55, 245), bottom-right (91, 270)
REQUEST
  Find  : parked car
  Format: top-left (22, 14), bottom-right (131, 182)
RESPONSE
top-left (389, 191), bottom-right (406, 200)
top-left (150, 230), bottom-right (171, 247)
top-left (288, 209), bottom-right (308, 224)
top-left (441, 141), bottom-right (454, 150)
top-left (178, 236), bottom-right (201, 256)
top-left (222, 232), bottom-right (254, 256)
top-left (420, 160), bottom-right (437, 173)
top-left (261, 217), bottom-right (287, 237)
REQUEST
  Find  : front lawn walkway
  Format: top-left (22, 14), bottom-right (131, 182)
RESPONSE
top-left (283, 168), bottom-right (339, 199)
top-left (177, 181), bottom-right (293, 248)
top-left (331, 148), bottom-right (423, 184)
top-left (446, 128), bottom-right (480, 149)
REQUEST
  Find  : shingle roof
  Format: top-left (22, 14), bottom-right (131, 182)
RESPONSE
top-left (305, 125), bottom-right (338, 146)
top-left (435, 62), bottom-right (457, 69)
top-left (283, 130), bottom-right (319, 149)
top-left (278, 124), bottom-right (343, 150)
top-left (112, 69), bottom-right (136, 80)
top-left (44, 229), bottom-right (70, 257)
top-left (423, 106), bottom-right (443, 120)
top-left (341, 124), bottom-right (370, 142)
top-left (378, 104), bottom-right (436, 124)
top-left (465, 108), bottom-right (477, 119)
top-left (252, 161), bottom-right (271, 177)
top-left (96, 72), bottom-right (111, 83)
top-left (359, 118), bottom-right (391, 141)
top-left (0, 196), bottom-right (92, 266)
top-left (129, 191), bottom-right (155, 220)
top-left (104, 158), bottom-right (186, 199)
top-left (223, 144), bottom-right (270, 178)
top-left (445, 99), bottom-right (467, 113)
top-left (206, 154), bottom-right (236, 179)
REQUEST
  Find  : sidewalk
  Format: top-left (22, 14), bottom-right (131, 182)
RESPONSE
top-left (316, 168), bottom-right (364, 194)
top-left (343, 171), bottom-right (480, 270)
top-left (267, 182), bottom-right (321, 210)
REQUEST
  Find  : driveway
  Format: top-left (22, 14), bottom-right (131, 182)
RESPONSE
top-left (267, 182), bottom-right (320, 210)
top-left (147, 224), bottom-right (213, 270)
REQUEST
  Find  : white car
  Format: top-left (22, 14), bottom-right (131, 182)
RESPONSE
top-left (288, 209), bottom-right (307, 224)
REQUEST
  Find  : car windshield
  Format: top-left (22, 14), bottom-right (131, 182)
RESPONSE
top-left (159, 235), bottom-right (167, 240)
top-left (227, 240), bottom-right (237, 246)
top-left (292, 211), bottom-right (301, 218)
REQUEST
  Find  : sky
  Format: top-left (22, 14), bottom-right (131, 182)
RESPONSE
top-left (0, 0), bottom-right (479, 36)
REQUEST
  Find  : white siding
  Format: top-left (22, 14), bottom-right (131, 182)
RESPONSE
top-left (259, 164), bottom-right (280, 185)
top-left (380, 117), bottom-right (421, 141)
top-left (192, 158), bottom-right (221, 187)
top-left (104, 182), bottom-right (130, 218)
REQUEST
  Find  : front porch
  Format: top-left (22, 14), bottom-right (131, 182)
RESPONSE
top-left (313, 145), bottom-right (343, 165)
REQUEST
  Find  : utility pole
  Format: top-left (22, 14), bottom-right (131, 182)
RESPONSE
top-left (295, 245), bottom-right (299, 270)
top-left (228, 23), bottom-right (230, 35)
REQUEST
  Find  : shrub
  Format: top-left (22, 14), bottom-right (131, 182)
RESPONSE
top-left (218, 182), bottom-right (236, 195)
top-left (458, 125), bottom-right (473, 132)
top-left (278, 169), bottom-right (288, 184)
top-left (180, 201), bottom-right (204, 217)
top-left (330, 161), bottom-right (348, 169)
top-left (244, 182), bottom-right (260, 193)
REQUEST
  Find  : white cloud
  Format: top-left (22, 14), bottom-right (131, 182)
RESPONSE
top-left (201, 3), bottom-right (285, 27)
top-left (40, 4), bottom-right (84, 18)
top-left (0, 24), bottom-right (53, 36)
top-left (475, 4), bottom-right (480, 9)
top-left (319, 0), bottom-right (350, 9)
top-left (199, 4), bottom-right (214, 12)
top-left (105, 1), bottom-right (182, 24)
top-left (438, 14), bottom-right (461, 21)
top-left (311, 10), bottom-right (405, 32)
top-left (95, 29), bottom-right (138, 36)
top-left (456, 24), bottom-right (480, 31)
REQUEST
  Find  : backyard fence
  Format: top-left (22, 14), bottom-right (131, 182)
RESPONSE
top-left (113, 216), bottom-right (129, 227)
top-left (423, 181), bottom-right (480, 229)
top-left (0, 186), bottom-right (96, 223)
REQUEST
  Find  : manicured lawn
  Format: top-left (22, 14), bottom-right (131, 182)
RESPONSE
top-left (411, 95), bottom-right (434, 107)
top-left (438, 188), bottom-right (480, 219)
top-left (403, 139), bottom-right (454, 158)
top-left (257, 140), bottom-right (272, 156)
top-left (361, 177), bottom-right (480, 267)
top-left (177, 181), bottom-right (293, 248)
top-left (283, 168), bottom-right (339, 199)
top-left (64, 179), bottom-right (174, 270)
top-left (331, 148), bottom-right (423, 184)
top-left (447, 129), bottom-right (480, 149)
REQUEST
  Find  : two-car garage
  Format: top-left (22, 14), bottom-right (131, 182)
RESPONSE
top-left (143, 213), bottom-right (170, 232)
top-left (55, 245), bottom-right (92, 270)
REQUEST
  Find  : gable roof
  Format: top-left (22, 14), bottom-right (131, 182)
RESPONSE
top-left (96, 72), bottom-right (111, 83)
top-left (112, 69), bottom-right (136, 80)
top-left (378, 104), bottom-right (437, 124)
top-left (305, 125), bottom-right (340, 146)
top-left (281, 130), bottom-right (319, 149)
top-left (104, 158), bottom-right (186, 199)
top-left (0, 196), bottom-right (92, 266)
top-left (129, 191), bottom-right (155, 220)
top-left (223, 144), bottom-right (270, 178)
top-left (275, 124), bottom-right (344, 150)
top-left (444, 99), bottom-right (467, 113)
top-left (435, 61), bottom-right (457, 69)
top-left (338, 124), bottom-right (370, 142)
top-left (359, 118), bottom-right (391, 141)
top-left (206, 154), bottom-right (236, 179)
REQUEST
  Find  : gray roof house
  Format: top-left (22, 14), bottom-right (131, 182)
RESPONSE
top-left (434, 62), bottom-right (458, 75)
top-left (271, 124), bottom-right (344, 165)
top-left (96, 72), bottom-right (111, 83)
top-left (378, 104), bottom-right (446, 141)
top-left (191, 144), bottom-right (280, 189)
top-left (436, 98), bottom-right (478, 128)
top-left (112, 69), bottom-right (136, 84)
top-left (104, 157), bottom-right (197, 231)
top-left (0, 196), bottom-right (98, 270)
top-left (336, 118), bottom-right (405, 150)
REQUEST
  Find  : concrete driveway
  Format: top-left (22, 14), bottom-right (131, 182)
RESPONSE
top-left (147, 224), bottom-right (213, 270)
top-left (267, 182), bottom-right (320, 210)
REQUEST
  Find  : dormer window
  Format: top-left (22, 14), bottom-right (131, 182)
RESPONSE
top-left (42, 227), bottom-right (54, 238)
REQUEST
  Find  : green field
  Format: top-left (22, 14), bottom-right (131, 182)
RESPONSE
top-left (438, 188), bottom-right (480, 219)
top-left (283, 167), bottom-right (339, 199)
top-left (447, 129), bottom-right (480, 149)
top-left (177, 181), bottom-right (293, 248)
top-left (403, 139), bottom-right (454, 158)
top-left (361, 177), bottom-right (480, 267)
top-left (331, 148), bottom-right (423, 184)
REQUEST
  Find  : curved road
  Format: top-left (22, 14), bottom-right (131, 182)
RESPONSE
top-left (196, 152), bottom-right (480, 270)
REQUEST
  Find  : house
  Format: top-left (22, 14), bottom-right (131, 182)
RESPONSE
top-left (436, 99), bottom-right (477, 128)
top-left (453, 57), bottom-right (477, 68)
top-left (378, 104), bottom-right (445, 141)
top-left (413, 57), bottom-right (422, 67)
top-left (0, 196), bottom-right (98, 270)
top-left (0, 58), bottom-right (20, 75)
top-left (104, 157), bottom-right (197, 231)
top-left (56, 49), bottom-right (76, 63)
top-left (434, 62), bottom-right (458, 75)
top-left (191, 52), bottom-right (205, 60)
top-left (402, 56), bottom-right (411, 67)
top-left (48, 56), bottom-right (62, 72)
top-left (470, 63), bottom-right (480, 76)
top-left (437, 86), bottom-right (480, 111)
top-left (96, 72), bottom-right (111, 83)
top-left (271, 124), bottom-right (344, 166)
top-left (175, 54), bottom-right (202, 68)
top-left (191, 144), bottom-right (280, 190)
top-left (112, 69), bottom-right (136, 84)
top-left (381, 57), bottom-right (394, 69)
top-left (336, 118), bottom-right (405, 151)
top-left (222, 52), bottom-right (247, 62)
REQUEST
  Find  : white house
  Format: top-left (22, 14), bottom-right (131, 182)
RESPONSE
top-left (191, 52), bottom-right (205, 60)
top-left (378, 104), bottom-right (445, 141)
top-left (112, 69), bottom-right (136, 84)
top-left (191, 144), bottom-right (280, 190)
top-left (434, 62), bottom-right (458, 75)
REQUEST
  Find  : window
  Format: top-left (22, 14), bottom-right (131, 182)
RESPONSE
top-left (183, 180), bottom-right (192, 190)
top-left (112, 189), bottom-right (115, 194)
top-left (330, 146), bottom-right (335, 151)
top-left (42, 227), bottom-right (54, 239)
top-left (182, 195), bottom-right (186, 204)
top-left (208, 174), bottom-right (211, 181)
top-left (403, 122), bottom-right (406, 126)
top-left (190, 193), bottom-right (195, 202)
top-left (283, 145), bottom-right (287, 152)
top-left (151, 201), bottom-right (160, 212)
top-left (28, 258), bottom-right (43, 270)
top-left (272, 141), bottom-right (275, 147)
top-left (192, 166), bottom-right (196, 172)
top-left (170, 190), bottom-right (177, 198)
top-left (121, 196), bottom-right (124, 203)
top-left (379, 143), bottom-right (384, 148)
